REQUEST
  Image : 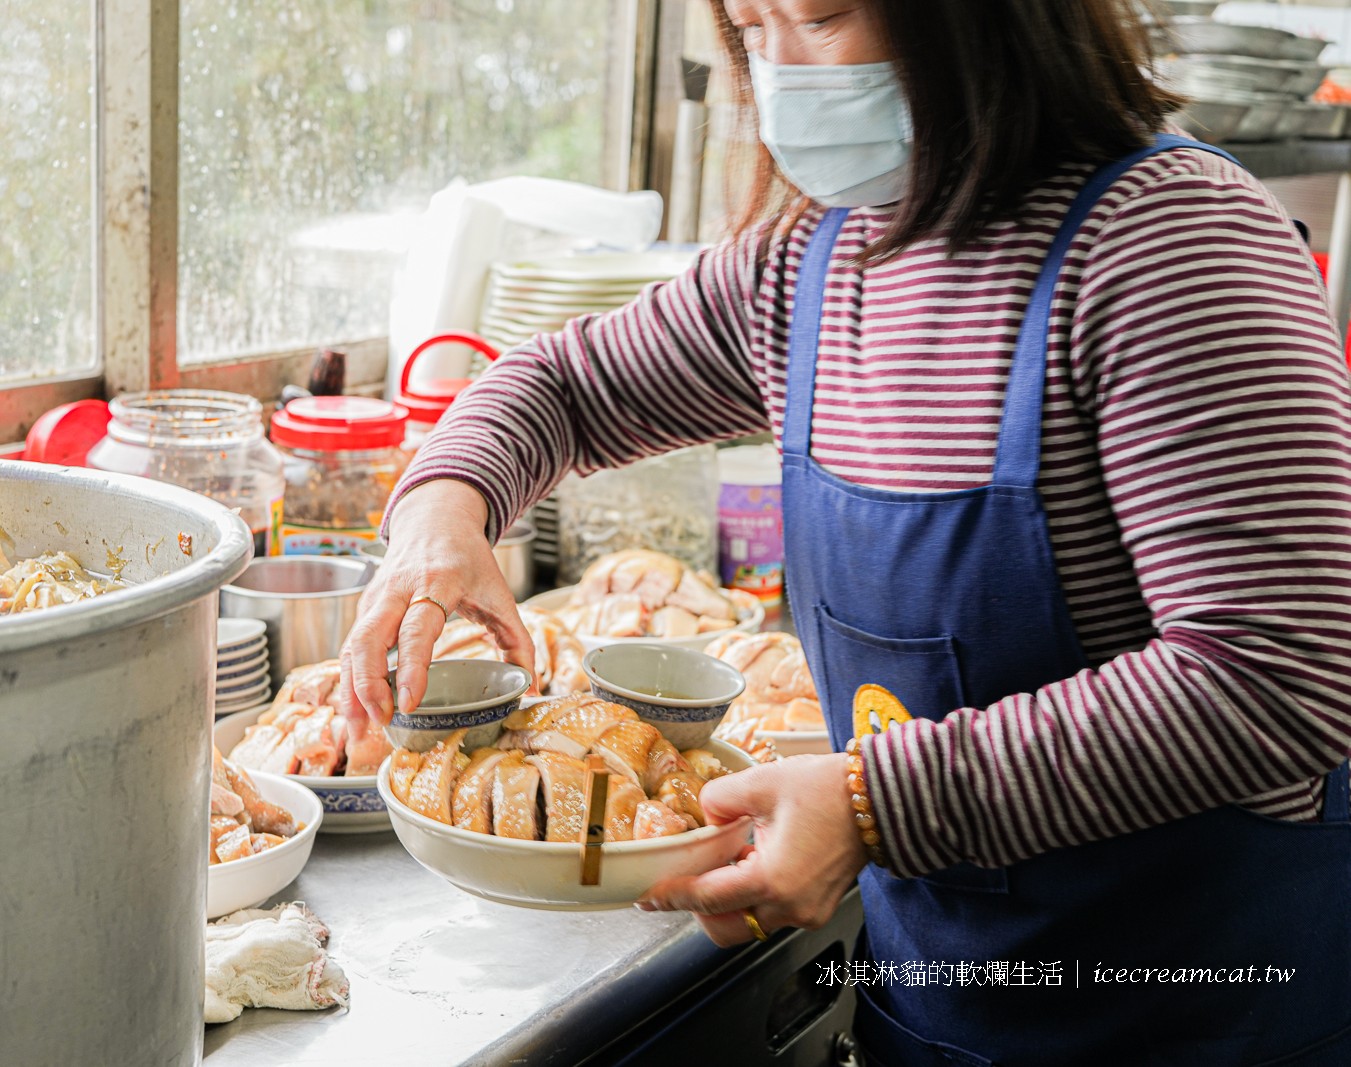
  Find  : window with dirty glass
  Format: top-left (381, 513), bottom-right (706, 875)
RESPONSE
top-left (0, 4), bottom-right (97, 383)
top-left (178, 0), bottom-right (629, 364)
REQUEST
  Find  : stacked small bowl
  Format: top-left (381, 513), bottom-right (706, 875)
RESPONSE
top-left (214, 618), bottom-right (272, 717)
top-left (1151, 5), bottom-right (1338, 143)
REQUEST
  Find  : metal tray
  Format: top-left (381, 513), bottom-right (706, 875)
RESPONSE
top-left (1156, 19), bottom-right (1297, 60)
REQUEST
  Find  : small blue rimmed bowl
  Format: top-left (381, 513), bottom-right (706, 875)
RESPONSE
top-left (385, 658), bottom-right (533, 752)
top-left (582, 643), bottom-right (746, 749)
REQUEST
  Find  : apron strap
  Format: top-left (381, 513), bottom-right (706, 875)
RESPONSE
top-left (991, 133), bottom-right (1243, 487)
top-left (1323, 760), bottom-right (1351, 824)
top-left (782, 207), bottom-right (851, 460)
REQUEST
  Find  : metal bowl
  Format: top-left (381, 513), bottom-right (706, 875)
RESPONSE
top-left (1280, 35), bottom-right (1331, 63)
top-left (1300, 103), bottom-right (1350, 139)
top-left (1171, 99), bottom-right (1251, 142)
top-left (1225, 93), bottom-right (1289, 142)
top-left (1156, 19), bottom-right (1298, 60)
top-left (1164, 53), bottom-right (1302, 95)
top-left (1159, 0), bottom-right (1220, 16)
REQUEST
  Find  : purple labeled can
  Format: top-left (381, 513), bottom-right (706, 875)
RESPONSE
top-left (717, 444), bottom-right (783, 608)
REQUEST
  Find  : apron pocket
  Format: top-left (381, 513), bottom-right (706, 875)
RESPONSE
top-left (815, 604), bottom-right (1008, 893)
top-left (814, 602), bottom-right (967, 726)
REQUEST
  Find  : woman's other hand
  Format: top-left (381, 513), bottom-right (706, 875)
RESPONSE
top-left (337, 479), bottom-right (536, 733)
top-left (637, 753), bottom-right (867, 946)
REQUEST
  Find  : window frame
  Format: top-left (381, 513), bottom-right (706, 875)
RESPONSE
top-left (2, 0), bottom-right (664, 450)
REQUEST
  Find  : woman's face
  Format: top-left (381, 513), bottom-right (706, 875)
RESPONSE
top-left (722, 0), bottom-right (888, 65)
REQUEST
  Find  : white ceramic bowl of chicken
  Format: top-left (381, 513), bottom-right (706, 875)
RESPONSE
top-left (378, 738), bottom-right (755, 910)
top-left (207, 771), bottom-right (322, 918)
top-left (215, 708), bottom-right (390, 833)
top-left (524, 587), bottom-right (764, 653)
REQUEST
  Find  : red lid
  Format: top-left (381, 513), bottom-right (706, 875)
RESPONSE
top-left (396, 332), bottom-right (498, 424)
top-left (270, 396), bottom-right (409, 451)
top-left (24, 399), bottom-right (112, 466)
top-left (396, 377), bottom-right (474, 424)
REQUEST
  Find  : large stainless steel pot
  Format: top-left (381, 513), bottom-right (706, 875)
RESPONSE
top-left (0, 461), bottom-right (252, 1067)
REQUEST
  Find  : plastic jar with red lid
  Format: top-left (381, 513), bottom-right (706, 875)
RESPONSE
top-left (395, 331), bottom-right (500, 449)
top-left (270, 396), bottom-right (410, 556)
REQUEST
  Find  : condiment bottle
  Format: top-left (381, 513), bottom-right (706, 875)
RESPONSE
top-left (87, 390), bottom-right (285, 557)
top-left (716, 443), bottom-right (784, 609)
top-left (269, 396), bottom-right (410, 556)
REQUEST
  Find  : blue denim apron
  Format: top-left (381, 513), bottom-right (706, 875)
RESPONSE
top-left (781, 135), bottom-right (1351, 1066)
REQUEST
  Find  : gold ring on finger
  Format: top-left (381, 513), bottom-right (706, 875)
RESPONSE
top-left (743, 908), bottom-right (769, 943)
top-left (408, 594), bottom-right (451, 622)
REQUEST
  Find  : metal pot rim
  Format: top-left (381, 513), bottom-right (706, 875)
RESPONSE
top-left (0, 461), bottom-right (253, 653)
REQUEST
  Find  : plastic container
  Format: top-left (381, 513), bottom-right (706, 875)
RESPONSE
top-left (396, 330), bottom-right (500, 448)
top-left (555, 445), bottom-right (719, 585)
top-left (716, 444), bottom-right (784, 608)
top-left (86, 389), bottom-right (285, 556)
top-left (269, 396), bottom-right (410, 556)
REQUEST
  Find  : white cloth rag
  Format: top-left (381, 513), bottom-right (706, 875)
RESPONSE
top-left (205, 902), bottom-right (350, 1024)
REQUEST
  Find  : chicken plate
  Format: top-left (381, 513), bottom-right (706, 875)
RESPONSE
top-left (388, 694), bottom-right (739, 843)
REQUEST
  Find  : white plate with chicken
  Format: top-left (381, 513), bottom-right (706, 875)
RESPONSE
top-left (525, 549), bottom-right (765, 653)
top-left (377, 694), bottom-right (757, 910)
top-left (215, 660), bottom-right (394, 833)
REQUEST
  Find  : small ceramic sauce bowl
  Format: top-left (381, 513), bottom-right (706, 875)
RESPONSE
top-left (582, 643), bottom-right (746, 748)
top-left (386, 659), bottom-right (533, 752)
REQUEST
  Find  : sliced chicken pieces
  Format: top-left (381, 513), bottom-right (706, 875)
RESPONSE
top-left (227, 723), bottom-right (286, 772)
top-left (648, 606), bottom-right (701, 639)
top-left (499, 695), bottom-right (632, 760)
top-left (292, 705), bottom-right (342, 777)
top-left (389, 748), bottom-right (425, 807)
top-left (634, 799), bottom-right (694, 839)
top-left (667, 569), bottom-right (736, 622)
top-left (657, 771), bottom-right (707, 828)
top-left (222, 759), bottom-right (297, 837)
top-left (210, 747), bottom-right (246, 818)
top-left (681, 748), bottom-right (733, 781)
top-left (603, 777), bottom-right (647, 842)
top-left (405, 733), bottom-right (470, 825)
top-left (593, 721), bottom-right (664, 789)
top-left (525, 752), bottom-right (589, 842)
top-left (248, 833), bottom-right (287, 854)
top-left (452, 748), bottom-right (511, 834)
top-left (213, 823), bottom-right (256, 864)
top-left (289, 661), bottom-right (341, 706)
top-left (492, 754), bottom-right (542, 840)
top-left (345, 722), bottom-right (393, 776)
top-left (593, 721), bottom-right (689, 795)
top-left (209, 814), bottom-right (244, 862)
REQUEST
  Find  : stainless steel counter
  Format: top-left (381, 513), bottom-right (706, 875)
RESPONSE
top-left (203, 830), bottom-right (861, 1067)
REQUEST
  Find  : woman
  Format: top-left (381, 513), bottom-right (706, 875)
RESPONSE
top-left (341, 1), bottom-right (1351, 1062)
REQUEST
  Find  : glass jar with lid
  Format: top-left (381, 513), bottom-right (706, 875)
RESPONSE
top-left (86, 389), bottom-right (286, 557)
top-left (269, 396), bottom-right (410, 556)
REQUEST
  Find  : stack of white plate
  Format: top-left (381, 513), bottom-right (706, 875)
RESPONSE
top-left (215, 618), bottom-right (271, 717)
top-left (476, 250), bottom-right (696, 354)
top-left (477, 250), bottom-right (697, 572)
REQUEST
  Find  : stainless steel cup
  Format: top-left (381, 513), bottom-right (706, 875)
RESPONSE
top-left (355, 520), bottom-right (536, 601)
top-left (220, 556), bottom-right (372, 690)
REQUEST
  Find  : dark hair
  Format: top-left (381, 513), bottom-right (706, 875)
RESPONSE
top-left (711, 0), bottom-right (1184, 259)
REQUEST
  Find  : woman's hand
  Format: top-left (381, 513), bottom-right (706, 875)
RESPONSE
top-left (337, 479), bottom-right (536, 733)
top-left (637, 753), bottom-right (867, 946)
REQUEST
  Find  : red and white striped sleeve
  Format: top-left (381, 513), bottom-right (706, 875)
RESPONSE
top-left (863, 160), bottom-right (1351, 876)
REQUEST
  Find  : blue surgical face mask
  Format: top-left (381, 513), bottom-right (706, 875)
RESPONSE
top-left (748, 53), bottom-right (912, 209)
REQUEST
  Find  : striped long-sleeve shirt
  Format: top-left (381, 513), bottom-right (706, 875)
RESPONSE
top-left (388, 143), bottom-right (1351, 878)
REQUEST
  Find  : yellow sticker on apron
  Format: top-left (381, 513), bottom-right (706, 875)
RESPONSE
top-left (853, 683), bottom-right (913, 738)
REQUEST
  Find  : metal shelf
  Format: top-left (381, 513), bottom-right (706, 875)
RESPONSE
top-left (1217, 137), bottom-right (1351, 179)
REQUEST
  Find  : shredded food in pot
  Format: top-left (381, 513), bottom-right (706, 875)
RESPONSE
top-left (0, 548), bottom-right (123, 615)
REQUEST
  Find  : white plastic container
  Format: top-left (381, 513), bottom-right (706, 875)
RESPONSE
top-left (716, 444), bottom-right (784, 609)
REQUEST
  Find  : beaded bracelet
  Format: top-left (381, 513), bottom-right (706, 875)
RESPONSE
top-left (845, 737), bottom-right (889, 867)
